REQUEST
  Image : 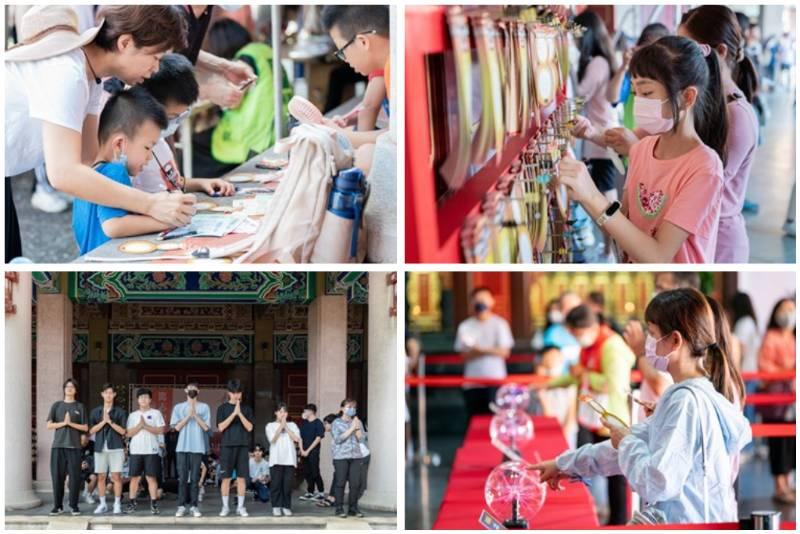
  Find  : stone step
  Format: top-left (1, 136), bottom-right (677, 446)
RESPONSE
top-left (6, 515), bottom-right (396, 531)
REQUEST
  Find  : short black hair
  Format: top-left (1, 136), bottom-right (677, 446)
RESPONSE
top-left (139, 53), bottom-right (199, 107)
top-left (101, 382), bottom-right (115, 393)
top-left (304, 403), bottom-right (318, 414)
top-left (323, 413), bottom-right (338, 424)
top-left (227, 379), bottom-right (242, 393)
top-left (470, 286), bottom-right (492, 298)
top-left (206, 18), bottom-right (252, 61)
top-left (98, 86), bottom-right (168, 145)
top-left (63, 378), bottom-right (79, 390)
top-left (587, 291), bottom-right (605, 307)
top-left (275, 402), bottom-right (288, 412)
top-left (136, 387), bottom-right (152, 399)
top-left (252, 444), bottom-right (265, 454)
top-left (321, 5), bottom-right (390, 38)
top-left (565, 304), bottom-right (598, 329)
top-left (186, 382), bottom-right (199, 389)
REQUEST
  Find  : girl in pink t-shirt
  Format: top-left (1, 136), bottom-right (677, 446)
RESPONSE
top-left (679, 5), bottom-right (760, 263)
top-left (560, 36), bottom-right (727, 263)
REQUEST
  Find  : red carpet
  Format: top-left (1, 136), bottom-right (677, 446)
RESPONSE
top-left (433, 415), bottom-right (599, 529)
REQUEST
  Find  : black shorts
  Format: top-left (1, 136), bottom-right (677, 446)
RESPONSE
top-left (219, 446), bottom-right (249, 479)
top-left (129, 454), bottom-right (160, 478)
top-left (586, 158), bottom-right (619, 194)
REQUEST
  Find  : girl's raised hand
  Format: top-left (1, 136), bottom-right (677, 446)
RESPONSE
top-left (557, 156), bottom-right (598, 205)
top-left (603, 127), bottom-right (639, 156)
top-left (571, 115), bottom-right (595, 140)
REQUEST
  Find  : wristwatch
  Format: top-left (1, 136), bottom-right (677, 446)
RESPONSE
top-left (595, 200), bottom-right (621, 227)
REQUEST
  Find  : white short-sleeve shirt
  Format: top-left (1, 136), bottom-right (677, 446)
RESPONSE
top-left (265, 421), bottom-right (300, 467)
top-left (5, 48), bottom-right (104, 176)
top-left (127, 409), bottom-right (166, 455)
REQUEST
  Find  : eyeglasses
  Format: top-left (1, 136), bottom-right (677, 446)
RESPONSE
top-left (579, 394), bottom-right (629, 429)
top-left (333, 29), bottom-right (377, 61)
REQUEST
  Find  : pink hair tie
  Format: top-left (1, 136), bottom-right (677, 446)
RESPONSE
top-left (698, 43), bottom-right (712, 57)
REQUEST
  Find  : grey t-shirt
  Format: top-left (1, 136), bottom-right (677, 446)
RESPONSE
top-left (47, 401), bottom-right (86, 449)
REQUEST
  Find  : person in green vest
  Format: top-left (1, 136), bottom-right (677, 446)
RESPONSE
top-left (192, 19), bottom-right (292, 177)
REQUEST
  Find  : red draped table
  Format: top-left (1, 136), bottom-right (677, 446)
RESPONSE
top-left (434, 415), bottom-right (599, 529)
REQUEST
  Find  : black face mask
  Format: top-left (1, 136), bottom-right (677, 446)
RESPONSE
top-left (187, 390), bottom-right (198, 399)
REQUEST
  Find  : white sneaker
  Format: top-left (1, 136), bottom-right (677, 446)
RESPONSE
top-left (93, 502), bottom-right (108, 515)
top-left (219, 506), bottom-right (230, 517)
top-left (84, 492), bottom-right (96, 505)
top-left (190, 506), bottom-right (202, 518)
top-left (175, 506), bottom-right (186, 517)
top-left (31, 189), bottom-right (69, 213)
top-left (272, 508), bottom-right (282, 517)
top-left (783, 219), bottom-right (796, 237)
top-left (112, 501), bottom-right (122, 515)
top-left (282, 508), bottom-right (292, 516)
top-left (237, 507), bottom-right (249, 517)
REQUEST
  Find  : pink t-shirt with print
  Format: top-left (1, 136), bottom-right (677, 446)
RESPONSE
top-left (624, 135), bottom-right (724, 263)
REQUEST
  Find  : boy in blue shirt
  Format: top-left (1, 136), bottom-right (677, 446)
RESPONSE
top-left (72, 86), bottom-right (172, 255)
top-left (170, 383), bottom-right (211, 518)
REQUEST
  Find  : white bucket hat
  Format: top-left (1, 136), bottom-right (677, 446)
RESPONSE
top-left (5, 5), bottom-right (104, 62)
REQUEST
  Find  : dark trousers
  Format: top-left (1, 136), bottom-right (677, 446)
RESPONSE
top-left (463, 387), bottom-right (498, 418)
top-left (176, 452), bottom-right (202, 507)
top-left (305, 449), bottom-right (324, 493)
top-left (51, 448), bottom-right (82, 509)
top-left (764, 416), bottom-right (796, 476)
top-left (6, 178), bottom-right (22, 262)
top-left (577, 426), bottom-right (628, 525)
top-left (249, 480), bottom-right (270, 503)
top-left (333, 457), bottom-right (363, 510)
top-left (269, 465), bottom-right (294, 509)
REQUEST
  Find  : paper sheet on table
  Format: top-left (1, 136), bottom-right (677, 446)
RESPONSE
top-left (233, 217), bottom-right (260, 235)
top-left (189, 213), bottom-right (247, 237)
top-left (233, 194), bottom-right (272, 216)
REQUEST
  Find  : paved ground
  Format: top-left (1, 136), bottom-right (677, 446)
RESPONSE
top-left (6, 487), bottom-right (396, 530)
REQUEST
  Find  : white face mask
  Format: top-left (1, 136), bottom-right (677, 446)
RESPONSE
top-left (548, 310), bottom-right (564, 324)
top-left (633, 96), bottom-right (673, 135)
top-left (577, 334), bottom-right (595, 348)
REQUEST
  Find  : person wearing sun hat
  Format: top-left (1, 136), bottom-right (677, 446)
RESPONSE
top-left (4, 5), bottom-right (197, 262)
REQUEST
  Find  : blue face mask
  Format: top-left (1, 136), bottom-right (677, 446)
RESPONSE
top-left (345, 407), bottom-right (356, 417)
top-left (161, 109), bottom-right (191, 139)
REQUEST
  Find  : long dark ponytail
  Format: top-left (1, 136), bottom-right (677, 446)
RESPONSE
top-left (681, 5), bottom-right (759, 104)
top-left (704, 295), bottom-right (746, 409)
top-left (630, 36), bottom-right (728, 165)
top-left (573, 10), bottom-right (618, 81)
top-left (644, 288), bottom-right (741, 405)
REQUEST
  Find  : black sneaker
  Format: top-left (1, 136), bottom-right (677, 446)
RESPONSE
top-left (150, 501), bottom-right (160, 515)
top-left (70, 506), bottom-right (81, 516)
top-left (125, 501), bottom-right (137, 514)
top-left (351, 507), bottom-right (365, 518)
top-left (49, 507), bottom-right (63, 516)
top-left (336, 508), bottom-right (346, 518)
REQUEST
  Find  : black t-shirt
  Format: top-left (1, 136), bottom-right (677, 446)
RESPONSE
top-left (47, 401), bottom-right (86, 449)
top-left (216, 402), bottom-right (254, 447)
top-left (179, 5), bottom-right (214, 65)
top-left (300, 419), bottom-right (325, 449)
top-left (89, 405), bottom-right (128, 452)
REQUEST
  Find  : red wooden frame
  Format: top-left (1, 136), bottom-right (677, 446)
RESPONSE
top-left (405, 6), bottom-right (567, 263)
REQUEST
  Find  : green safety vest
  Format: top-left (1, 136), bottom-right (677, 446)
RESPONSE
top-left (212, 42), bottom-right (293, 164)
